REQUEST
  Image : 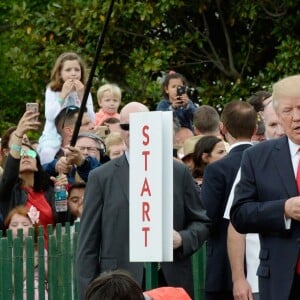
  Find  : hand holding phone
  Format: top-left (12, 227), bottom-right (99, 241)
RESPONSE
top-left (26, 102), bottom-right (39, 122)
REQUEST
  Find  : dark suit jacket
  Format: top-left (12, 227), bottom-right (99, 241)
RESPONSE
top-left (201, 143), bottom-right (252, 293)
top-left (230, 136), bottom-right (299, 300)
top-left (76, 154), bottom-right (210, 299)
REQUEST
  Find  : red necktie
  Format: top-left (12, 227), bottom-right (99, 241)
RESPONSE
top-left (297, 157), bottom-right (300, 193)
top-left (296, 156), bottom-right (300, 274)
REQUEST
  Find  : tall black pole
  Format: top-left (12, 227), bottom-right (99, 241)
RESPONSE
top-left (70, 0), bottom-right (115, 146)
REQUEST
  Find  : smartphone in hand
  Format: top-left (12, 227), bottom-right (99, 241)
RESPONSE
top-left (26, 102), bottom-right (39, 122)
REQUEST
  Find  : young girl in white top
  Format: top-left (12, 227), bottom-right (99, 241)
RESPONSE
top-left (38, 52), bottom-right (95, 164)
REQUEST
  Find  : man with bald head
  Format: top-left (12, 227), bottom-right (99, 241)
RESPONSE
top-left (76, 102), bottom-right (210, 299)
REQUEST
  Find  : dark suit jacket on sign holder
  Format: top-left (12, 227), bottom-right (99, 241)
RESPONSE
top-left (76, 154), bottom-right (211, 299)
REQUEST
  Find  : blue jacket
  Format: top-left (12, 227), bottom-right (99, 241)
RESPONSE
top-left (43, 156), bottom-right (100, 184)
top-left (156, 99), bottom-right (196, 131)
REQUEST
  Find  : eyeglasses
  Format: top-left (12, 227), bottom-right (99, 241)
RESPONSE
top-left (120, 123), bottom-right (130, 131)
top-left (78, 146), bottom-right (100, 153)
top-left (61, 106), bottom-right (80, 129)
top-left (21, 149), bottom-right (37, 158)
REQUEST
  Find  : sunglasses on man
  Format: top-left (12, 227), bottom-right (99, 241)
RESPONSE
top-left (120, 123), bottom-right (130, 131)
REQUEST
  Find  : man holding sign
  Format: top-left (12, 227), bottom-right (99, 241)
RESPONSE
top-left (76, 102), bottom-right (210, 299)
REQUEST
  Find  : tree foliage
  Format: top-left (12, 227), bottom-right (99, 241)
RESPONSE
top-left (1, 0), bottom-right (300, 133)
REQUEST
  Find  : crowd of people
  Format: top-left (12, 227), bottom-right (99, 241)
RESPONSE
top-left (1, 50), bottom-right (300, 300)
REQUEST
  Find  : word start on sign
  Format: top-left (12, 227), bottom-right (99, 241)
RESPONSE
top-left (140, 125), bottom-right (152, 247)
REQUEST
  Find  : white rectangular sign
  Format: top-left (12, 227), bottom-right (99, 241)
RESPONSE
top-left (129, 111), bottom-right (173, 262)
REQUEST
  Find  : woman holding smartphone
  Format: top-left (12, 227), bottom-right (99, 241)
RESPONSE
top-left (0, 110), bottom-right (70, 248)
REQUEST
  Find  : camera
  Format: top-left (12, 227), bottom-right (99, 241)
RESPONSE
top-left (176, 85), bottom-right (188, 97)
top-left (176, 86), bottom-right (199, 102)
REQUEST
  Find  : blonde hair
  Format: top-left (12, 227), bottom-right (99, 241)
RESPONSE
top-left (105, 132), bottom-right (125, 157)
top-left (97, 83), bottom-right (122, 105)
top-left (272, 75), bottom-right (300, 111)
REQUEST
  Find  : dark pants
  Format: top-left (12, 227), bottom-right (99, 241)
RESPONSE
top-left (289, 274), bottom-right (300, 300)
top-left (205, 291), bottom-right (234, 300)
top-left (253, 292), bottom-right (259, 300)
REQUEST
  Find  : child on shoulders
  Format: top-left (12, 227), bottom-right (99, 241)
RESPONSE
top-left (94, 83), bottom-right (121, 127)
top-left (38, 52), bottom-right (95, 164)
top-left (156, 71), bottom-right (196, 132)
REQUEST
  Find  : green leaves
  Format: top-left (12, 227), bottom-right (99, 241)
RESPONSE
top-left (1, 0), bottom-right (300, 135)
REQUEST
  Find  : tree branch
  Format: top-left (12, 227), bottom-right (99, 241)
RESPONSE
top-left (201, 11), bottom-right (226, 72)
top-left (114, 26), bottom-right (147, 38)
top-left (240, 19), bottom-right (256, 76)
top-left (260, 1), bottom-right (287, 18)
top-left (181, 5), bottom-right (240, 78)
top-left (183, 13), bottom-right (229, 74)
top-left (216, 0), bottom-right (239, 78)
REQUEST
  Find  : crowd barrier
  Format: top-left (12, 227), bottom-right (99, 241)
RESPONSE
top-left (0, 223), bottom-right (206, 300)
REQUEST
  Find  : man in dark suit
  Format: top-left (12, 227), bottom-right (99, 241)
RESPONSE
top-left (201, 100), bottom-right (257, 300)
top-left (230, 75), bottom-right (300, 300)
top-left (76, 102), bottom-right (211, 299)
